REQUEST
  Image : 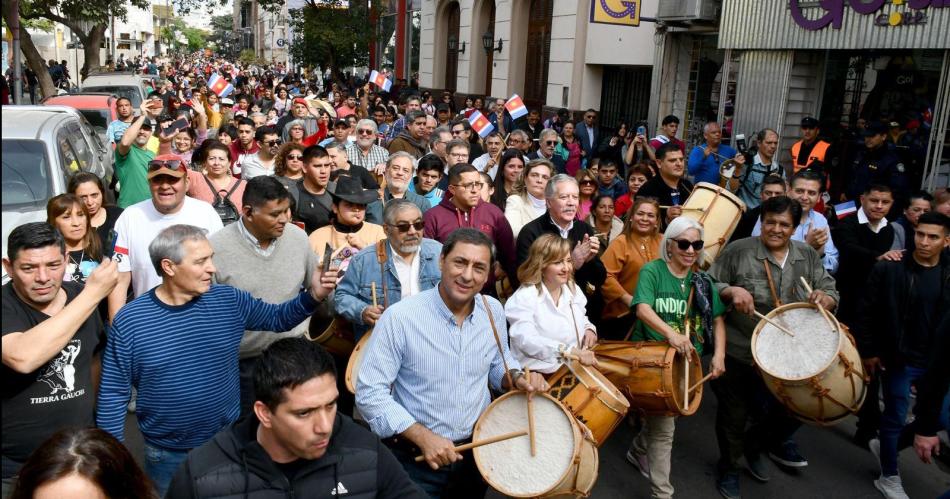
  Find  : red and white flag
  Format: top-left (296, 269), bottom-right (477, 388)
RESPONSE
top-left (504, 94), bottom-right (528, 120)
top-left (468, 110), bottom-right (495, 138)
top-left (207, 73), bottom-right (234, 98)
top-left (369, 70), bottom-right (393, 92)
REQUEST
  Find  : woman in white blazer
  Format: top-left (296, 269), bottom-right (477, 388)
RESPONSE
top-left (505, 158), bottom-right (553, 238)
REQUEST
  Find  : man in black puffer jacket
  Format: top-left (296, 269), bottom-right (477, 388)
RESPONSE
top-left (165, 337), bottom-right (425, 499)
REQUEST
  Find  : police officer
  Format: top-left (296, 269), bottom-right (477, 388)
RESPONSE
top-left (790, 117), bottom-right (834, 212)
top-left (844, 122), bottom-right (908, 217)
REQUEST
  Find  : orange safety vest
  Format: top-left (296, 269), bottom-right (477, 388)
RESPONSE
top-left (790, 140), bottom-right (831, 173)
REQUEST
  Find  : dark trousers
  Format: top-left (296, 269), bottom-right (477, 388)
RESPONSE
top-left (711, 357), bottom-right (802, 473)
top-left (855, 373), bottom-right (882, 441)
top-left (390, 445), bottom-right (486, 499)
top-left (599, 314), bottom-right (637, 341)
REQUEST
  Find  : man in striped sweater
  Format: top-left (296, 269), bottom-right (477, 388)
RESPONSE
top-left (96, 224), bottom-right (337, 496)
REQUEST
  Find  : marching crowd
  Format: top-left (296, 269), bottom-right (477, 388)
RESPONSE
top-left (2, 54), bottom-right (949, 499)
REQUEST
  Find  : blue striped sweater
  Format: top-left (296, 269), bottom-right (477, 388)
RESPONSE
top-left (96, 285), bottom-right (317, 450)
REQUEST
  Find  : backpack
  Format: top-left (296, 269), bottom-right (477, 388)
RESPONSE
top-left (203, 175), bottom-right (242, 225)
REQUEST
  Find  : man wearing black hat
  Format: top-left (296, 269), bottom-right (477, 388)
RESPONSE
top-left (435, 103), bottom-right (452, 126)
top-left (790, 117), bottom-right (832, 176)
top-left (844, 122), bottom-right (908, 212)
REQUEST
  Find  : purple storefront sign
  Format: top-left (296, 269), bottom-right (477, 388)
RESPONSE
top-left (790, 0), bottom-right (948, 30)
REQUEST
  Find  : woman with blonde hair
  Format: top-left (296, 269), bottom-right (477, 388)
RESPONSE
top-left (625, 216), bottom-right (726, 498)
top-left (600, 197), bottom-right (662, 339)
top-left (504, 234), bottom-right (598, 374)
top-left (575, 168), bottom-right (598, 220)
top-left (505, 158), bottom-right (553, 237)
top-left (46, 194), bottom-right (102, 284)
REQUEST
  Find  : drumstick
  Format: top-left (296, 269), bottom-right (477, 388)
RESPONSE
top-left (798, 277), bottom-right (837, 333)
top-left (413, 431), bottom-right (528, 462)
top-left (561, 351), bottom-right (627, 376)
top-left (689, 372), bottom-right (714, 393)
top-left (525, 368), bottom-right (536, 457)
top-left (371, 282), bottom-right (378, 308)
top-left (683, 320), bottom-right (690, 410)
top-left (659, 206), bottom-right (706, 211)
top-left (753, 310), bottom-right (796, 337)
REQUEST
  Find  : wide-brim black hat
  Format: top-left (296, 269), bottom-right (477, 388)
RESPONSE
top-left (328, 175), bottom-right (379, 205)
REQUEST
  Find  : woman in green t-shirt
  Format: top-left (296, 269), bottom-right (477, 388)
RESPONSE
top-left (626, 216), bottom-right (727, 498)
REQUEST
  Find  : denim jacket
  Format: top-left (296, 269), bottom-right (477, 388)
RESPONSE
top-left (333, 238), bottom-right (443, 339)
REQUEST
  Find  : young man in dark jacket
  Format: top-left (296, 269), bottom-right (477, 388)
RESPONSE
top-left (855, 211), bottom-right (950, 499)
top-left (166, 337), bottom-right (425, 498)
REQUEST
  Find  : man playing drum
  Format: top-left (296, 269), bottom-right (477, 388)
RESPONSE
top-left (707, 196), bottom-right (838, 499)
top-left (334, 199), bottom-right (443, 340)
top-left (355, 229), bottom-right (547, 498)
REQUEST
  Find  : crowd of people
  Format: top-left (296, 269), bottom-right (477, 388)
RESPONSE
top-left (2, 53), bottom-right (949, 499)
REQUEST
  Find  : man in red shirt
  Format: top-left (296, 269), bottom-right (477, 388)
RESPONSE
top-left (229, 117), bottom-right (261, 178)
top-left (649, 115), bottom-right (686, 154)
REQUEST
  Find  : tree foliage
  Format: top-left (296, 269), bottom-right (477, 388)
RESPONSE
top-left (286, 0), bottom-right (377, 79)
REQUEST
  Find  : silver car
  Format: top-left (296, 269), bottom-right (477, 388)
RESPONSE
top-left (2, 105), bottom-right (114, 282)
top-left (81, 73), bottom-right (153, 108)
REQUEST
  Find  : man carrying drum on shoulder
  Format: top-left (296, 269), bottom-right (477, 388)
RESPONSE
top-left (334, 199), bottom-right (443, 340)
top-left (355, 228), bottom-right (547, 498)
top-left (707, 196), bottom-right (838, 499)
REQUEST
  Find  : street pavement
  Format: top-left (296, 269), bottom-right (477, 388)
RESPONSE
top-left (124, 387), bottom-right (948, 498)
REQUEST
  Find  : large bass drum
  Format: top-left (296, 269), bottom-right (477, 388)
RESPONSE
top-left (680, 182), bottom-right (746, 268)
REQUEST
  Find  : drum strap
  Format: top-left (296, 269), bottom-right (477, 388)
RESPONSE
top-left (375, 240), bottom-right (390, 309)
top-left (762, 260), bottom-right (783, 307)
top-left (481, 295), bottom-right (514, 389)
top-left (568, 288), bottom-right (583, 348)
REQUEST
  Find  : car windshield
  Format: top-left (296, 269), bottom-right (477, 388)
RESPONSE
top-left (2, 140), bottom-right (52, 210)
top-left (79, 109), bottom-right (110, 129)
top-left (83, 86), bottom-right (141, 107)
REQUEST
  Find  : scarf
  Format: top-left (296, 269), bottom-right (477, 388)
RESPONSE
top-left (691, 271), bottom-right (715, 346)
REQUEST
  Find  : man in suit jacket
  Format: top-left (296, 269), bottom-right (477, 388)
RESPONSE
top-left (575, 109), bottom-right (600, 160)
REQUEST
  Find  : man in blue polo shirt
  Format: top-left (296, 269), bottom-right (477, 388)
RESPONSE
top-left (688, 121), bottom-right (745, 185)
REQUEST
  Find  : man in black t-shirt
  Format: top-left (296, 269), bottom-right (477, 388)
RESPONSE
top-left (1, 223), bottom-right (118, 495)
top-left (637, 142), bottom-right (694, 226)
top-left (291, 145), bottom-right (334, 234)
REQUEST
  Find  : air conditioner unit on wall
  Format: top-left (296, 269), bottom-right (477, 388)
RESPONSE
top-left (657, 0), bottom-right (719, 22)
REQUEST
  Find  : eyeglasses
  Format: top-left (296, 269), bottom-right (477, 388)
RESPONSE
top-left (453, 181), bottom-right (485, 191)
top-left (357, 129), bottom-right (375, 135)
top-left (147, 159), bottom-right (185, 173)
top-left (671, 239), bottom-right (704, 251)
top-left (452, 130), bottom-right (464, 135)
top-left (449, 152), bottom-right (468, 159)
top-left (544, 140), bottom-right (557, 146)
top-left (579, 180), bottom-right (596, 185)
top-left (388, 221), bottom-right (425, 233)
top-left (265, 139), bottom-right (282, 146)
top-left (287, 154), bottom-right (304, 160)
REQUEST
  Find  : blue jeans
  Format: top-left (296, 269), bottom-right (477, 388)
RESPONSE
top-left (144, 443), bottom-right (190, 496)
top-left (879, 365), bottom-right (950, 476)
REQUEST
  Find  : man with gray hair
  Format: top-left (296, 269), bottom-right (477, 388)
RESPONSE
top-left (366, 152), bottom-right (432, 225)
top-left (97, 223), bottom-right (339, 495)
top-left (507, 129), bottom-right (533, 155)
top-left (528, 128), bottom-right (567, 174)
top-left (327, 140), bottom-right (380, 190)
top-left (335, 199), bottom-right (443, 339)
top-left (387, 110), bottom-right (428, 159)
top-left (516, 173), bottom-right (606, 316)
top-left (347, 118), bottom-right (390, 173)
top-left (687, 121), bottom-right (744, 185)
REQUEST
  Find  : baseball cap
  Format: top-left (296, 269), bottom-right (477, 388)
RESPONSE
top-left (863, 122), bottom-right (888, 136)
top-left (800, 117), bottom-right (819, 128)
top-left (293, 97), bottom-right (308, 106)
top-left (888, 121), bottom-right (900, 128)
top-left (220, 97), bottom-right (234, 106)
top-left (436, 103), bottom-right (450, 112)
top-left (147, 154), bottom-right (188, 180)
top-left (333, 119), bottom-right (349, 128)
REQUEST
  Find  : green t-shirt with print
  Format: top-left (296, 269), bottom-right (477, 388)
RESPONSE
top-left (631, 259), bottom-right (725, 355)
top-left (115, 145), bottom-right (155, 208)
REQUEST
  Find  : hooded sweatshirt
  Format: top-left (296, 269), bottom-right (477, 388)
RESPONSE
top-left (423, 194), bottom-right (518, 287)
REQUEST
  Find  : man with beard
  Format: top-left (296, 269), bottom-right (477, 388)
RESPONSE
top-left (241, 126), bottom-right (281, 179)
top-left (388, 111), bottom-right (428, 159)
top-left (366, 153), bottom-right (431, 225)
top-left (335, 200), bottom-right (443, 339)
top-left (386, 95), bottom-right (423, 142)
top-left (114, 101), bottom-right (159, 208)
top-left (347, 119), bottom-right (390, 172)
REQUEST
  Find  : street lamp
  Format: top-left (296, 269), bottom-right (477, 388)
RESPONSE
top-left (447, 34), bottom-right (465, 54)
top-left (482, 30), bottom-right (502, 54)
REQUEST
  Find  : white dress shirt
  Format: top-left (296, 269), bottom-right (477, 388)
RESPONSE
top-left (505, 283), bottom-right (596, 373)
top-left (389, 244), bottom-right (421, 299)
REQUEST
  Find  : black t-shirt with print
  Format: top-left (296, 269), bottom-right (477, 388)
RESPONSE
top-left (1, 281), bottom-right (104, 478)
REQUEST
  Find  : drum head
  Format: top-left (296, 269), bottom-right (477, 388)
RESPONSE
top-left (344, 330), bottom-right (373, 394)
top-left (753, 303), bottom-right (842, 381)
top-left (669, 349), bottom-right (703, 416)
top-left (473, 392), bottom-right (580, 497)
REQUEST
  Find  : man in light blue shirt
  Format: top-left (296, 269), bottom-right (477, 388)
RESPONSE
top-left (356, 228), bottom-right (546, 497)
top-left (752, 170), bottom-right (839, 274)
top-left (688, 121), bottom-right (744, 185)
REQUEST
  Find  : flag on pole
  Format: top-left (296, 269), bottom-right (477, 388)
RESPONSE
top-left (207, 73), bottom-right (235, 98)
top-left (833, 200), bottom-right (857, 219)
top-left (369, 70), bottom-right (393, 92)
top-left (504, 94), bottom-right (528, 120)
top-left (468, 110), bottom-right (495, 138)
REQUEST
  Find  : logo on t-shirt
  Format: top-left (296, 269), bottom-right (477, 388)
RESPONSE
top-left (32, 339), bottom-right (85, 404)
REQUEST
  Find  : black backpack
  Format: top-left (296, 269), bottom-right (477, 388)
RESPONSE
top-left (203, 175), bottom-right (241, 225)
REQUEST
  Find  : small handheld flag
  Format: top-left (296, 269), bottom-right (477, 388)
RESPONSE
top-left (207, 73), bottom-right (235, 98)
top-left (369, 70), bottom-right (393, 92)
top-left (504, 94), bottom-right (528, 120)
top-left (833, 200), bottom-right (857, 219)
top-left (468, 110), bottom-right (495, 138)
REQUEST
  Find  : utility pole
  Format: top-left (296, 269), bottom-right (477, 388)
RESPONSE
top-left (11, 0), bottom-right (23, 103)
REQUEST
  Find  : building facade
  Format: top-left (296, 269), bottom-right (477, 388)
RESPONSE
top-left (417, 0), bottom-right (659, 127)
top-left (233, 0), bottom-right (291, 65)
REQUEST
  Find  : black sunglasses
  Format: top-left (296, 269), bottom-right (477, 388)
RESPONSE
top-left (671, 239), bottom-right (704, 251)
top-left (265, 139), bottom-right (282, 146)
top-left (544, 140), bottom-right (557, 145)
top-left (147, 159), bottom-right (185, 172)
top-left (388, 221), bottom-right (425, 233)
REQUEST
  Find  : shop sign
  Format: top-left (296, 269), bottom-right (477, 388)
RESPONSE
top-left (590, 0), bottom-right (641, 26)
top-left (790, 0), bottom-right (947, 31)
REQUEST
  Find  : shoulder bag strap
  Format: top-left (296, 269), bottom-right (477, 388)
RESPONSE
top-left (376, 240), bottom-right (389, 309)
top-left (481, 294), bottom-right (514, 389)
top-left (762, 259), bottom-right (783, 307)
top-left (223, 178), bottom-right (242, 199)
top-left (201, 174), bottom-right (223, 204)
